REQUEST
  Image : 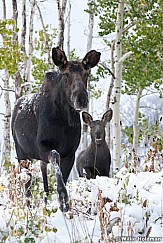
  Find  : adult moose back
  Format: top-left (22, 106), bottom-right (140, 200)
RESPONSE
top-left (12, 47), bottom-right (101, 212)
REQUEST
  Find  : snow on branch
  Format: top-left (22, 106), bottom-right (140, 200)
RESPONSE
top-left (118, 51), bottom-right (133, 64)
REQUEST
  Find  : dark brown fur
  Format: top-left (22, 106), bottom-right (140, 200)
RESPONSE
top-left (11, 47), bottom-right (101, 211)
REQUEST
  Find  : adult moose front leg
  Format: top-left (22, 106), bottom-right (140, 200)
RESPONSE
top-left (48, 150), bottom-right (69, 212)
top-left (40, 161), bottom-right (49, 204)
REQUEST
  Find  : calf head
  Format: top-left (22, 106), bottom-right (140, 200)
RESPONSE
top-left (52, 47), bottom-right (101, 111)
top-left (82, 109), bottom-right (113, 145)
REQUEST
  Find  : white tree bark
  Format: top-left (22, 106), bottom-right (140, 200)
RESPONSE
top-left (81, 0), bottom-right (94, 150)
top-left (12, 0), bottom-right (22, 101)
top-left (1, 0), bottom-right (11, 165)
top-left (2, 71), bottom-right (11, 166)
top-left (132, 88), bottom-right (142, 155)
top-left (21, 0), bottom-right (26, 50)
top-left (86, 0), bottom-right (94, 53)
top-left (112, 0), bottom-right (124, 172)
top-left (21, 0), bottom-right (27, 84)
top-left (105, 42), bottom-right (115, 149)
top-left (12, 0), bottom-right (18, 42)
top-left (56, 0), bottom-right (67, 50)
top-left (66, 0), bottom-right (71, 60)
top-left (25, 0), bottom-right (35, 93)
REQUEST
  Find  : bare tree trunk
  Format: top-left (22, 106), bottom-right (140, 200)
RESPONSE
top-left (1, 0), bottom-right (11, 166)
top-left (2, 72), bottom-right (11, 166)
top-left (86, 0), bottom-right (94, 93)
top-left (21, 0), bottom-right (26, 51)
top-left (2, 0), bottom-right (6, 17)
top-left (81, 0), bottom-right (94, 150)
top-left (106, 42), bottom-right (115, 110)
top-left (86, 0), bottom-right (94, 53)
top-left (133, 88), bottom-right (142, 155)
top-left (112, 0), bottom-right (124, 172)
top-left (12, 0), bottom-right (18, 41)
top-left (105, 42), bottom-right (115, 148)
top-left (25, 0), bottom-right (35, 93)
top-left (66, 0), bottom-right (71, 60)
top-left (12, 0), bottom-right (22, 101)
top-left (99, 43), bottom-right (115, 177)
top-left (21, 0), bottom-right (27, 83)
top-left (15, 72), bottom-right (22, 99)
top-left (56, 0), bottom-right (67, 50)
top-left (111, 1), bottom-right (133, 172)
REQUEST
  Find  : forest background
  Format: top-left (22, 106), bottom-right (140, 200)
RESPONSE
top-left (0, 0), bottom-right (163, 242)
top-left (0, 0), bottom-right (163, 172)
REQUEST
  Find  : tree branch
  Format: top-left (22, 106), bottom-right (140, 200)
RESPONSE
top-left (99, 62), bottom-right (116, 79)
top-left (118, 51), bottom-right (133, 64)
top-left (0, 85), bottom-right (15, 93)
top-left (122, 21), bottom-right (136, 34)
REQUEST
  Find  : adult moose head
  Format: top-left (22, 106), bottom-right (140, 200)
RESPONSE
top-left (76, 109), bottom-right (113, 179)
top-left (12, 47), bottom-right (101, 212)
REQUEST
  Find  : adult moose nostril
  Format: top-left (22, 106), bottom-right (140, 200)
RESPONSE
top-left (72, 91), bottom-right (88, 111)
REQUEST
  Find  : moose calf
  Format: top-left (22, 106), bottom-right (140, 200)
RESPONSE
top-left (76, 109), bottom-right (113, 179)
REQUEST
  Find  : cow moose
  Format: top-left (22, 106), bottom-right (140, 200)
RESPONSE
top-left (76, 109), bottom-right (113, 179)
top-left (11, 46), bottom-right (101, 212)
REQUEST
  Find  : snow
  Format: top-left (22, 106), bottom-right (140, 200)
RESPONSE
top-left (0, 1), bottom-right (163, 242)
top-left (0, 164), bottom-right (163, 242)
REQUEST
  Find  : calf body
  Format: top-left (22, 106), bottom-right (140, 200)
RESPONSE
top-left (76, 109), bottom-right (113, 179)
top-left (11, 47), bottom-right (101, 211)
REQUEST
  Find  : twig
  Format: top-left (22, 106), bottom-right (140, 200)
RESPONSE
top-left (99, 62), bottom-right (116, 79)
top-left (0, 113), bottom-right (5, 116)
top-left (0, 85), bottom-right (15, 93)
top-left (122, 21), bottom-right (136, 34)
top-left (72, 207), bottom-right (94, 220)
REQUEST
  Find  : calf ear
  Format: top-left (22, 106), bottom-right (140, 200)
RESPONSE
top-left (82, 112), bottom-right (93, 126)
top-left (101, 109), bottom-right (113, 126)
top-left (82, 50), bottom-right (101, 69)
top-left (52, 47), bottom-right (68, 70)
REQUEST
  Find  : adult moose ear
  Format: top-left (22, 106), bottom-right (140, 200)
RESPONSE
top-left (52, 47), bottom-right (68, 70)
top-left (82, 50), bottom-right (101, 69)
top-left (82, 112), bottom-right (93, 126)
top-left (101, 109), bottom-right (113, 126)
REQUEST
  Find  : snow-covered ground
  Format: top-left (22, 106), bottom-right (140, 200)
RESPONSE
top-left (0, 155), bottom-right (163, 243)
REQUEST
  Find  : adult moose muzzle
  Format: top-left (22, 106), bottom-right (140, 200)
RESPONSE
top-left (11, 46), bottom-right (101, 212)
